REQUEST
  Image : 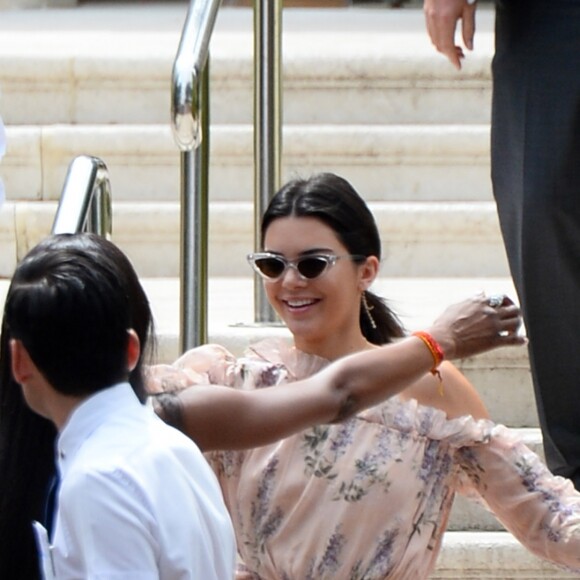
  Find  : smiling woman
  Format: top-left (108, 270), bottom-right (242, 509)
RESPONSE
top-left (254, 173), bottom-right (404, 359)
top-left (148, 172), bottom-right (580, 579)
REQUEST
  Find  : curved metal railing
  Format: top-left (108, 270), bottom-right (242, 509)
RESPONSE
top-left (171, 0), bottom-right (221, 151)
top-left (175, 93), bottom-right (211, 353)
top-left (51, 155), bottom-right (112, 237)
top-left (172, 0), bottom-right (282, 353)
top-left (171, 0), bottom-right (222, 353)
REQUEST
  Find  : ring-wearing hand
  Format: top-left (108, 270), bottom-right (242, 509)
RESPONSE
top-left (487, 294), bottom-right (507, 308)
top-left (428, 293), bottom-right (526, 360)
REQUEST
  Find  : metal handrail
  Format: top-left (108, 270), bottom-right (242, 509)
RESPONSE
top-left (171, 0), bottom-right (222, 353)
top-left (51, 155), bottom-right (112, 237)
top-left (172, 0), bottom-right (283, 351)
top-left (253, 0), bottom-right (282, 324)
top-left (171, 0), bottom-right (222, 151)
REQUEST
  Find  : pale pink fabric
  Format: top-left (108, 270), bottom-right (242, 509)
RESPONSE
top-left (148, 339), bottom-right (580, 579)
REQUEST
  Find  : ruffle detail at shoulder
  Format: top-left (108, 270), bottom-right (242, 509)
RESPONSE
top-left (243, 339), bottom-right (504, 451)
top-left (360, 395), bottom-right (499, 449)
top-left (145, 343), bottom-right (238, 393)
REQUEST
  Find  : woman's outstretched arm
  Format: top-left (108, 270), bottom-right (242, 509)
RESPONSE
top-left (157, 335), bottom-right (444, 451)
top-left (154, 294), bottom-right (525, 451)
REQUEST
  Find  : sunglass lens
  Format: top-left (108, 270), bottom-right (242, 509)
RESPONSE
top-left (298, 257), bottom-right (328, 279)
top-left (255, 257), bottom-right (285, 279)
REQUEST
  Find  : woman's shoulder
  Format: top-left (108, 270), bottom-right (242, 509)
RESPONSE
top-left (356, 357), bottom-right (495, 448)
top-left (399, 361), bottom-right (490, 421)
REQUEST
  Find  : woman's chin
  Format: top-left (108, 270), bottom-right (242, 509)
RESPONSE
top-left (284, 321), bottom-right (322, 346)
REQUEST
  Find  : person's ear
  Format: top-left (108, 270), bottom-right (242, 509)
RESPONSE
top-left (10, 339), bottom-right (35, 385)
top-left (359, 255), bottom-right (380, 291)
top-left (126, 329), bottom-right (141, 372)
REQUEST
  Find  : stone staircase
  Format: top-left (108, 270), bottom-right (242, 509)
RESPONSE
top-left (0, 3), bottom-right (575, 578)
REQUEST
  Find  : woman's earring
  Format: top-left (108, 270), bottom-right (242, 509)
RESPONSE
top-left (362, 291), bottom-right (377, 329)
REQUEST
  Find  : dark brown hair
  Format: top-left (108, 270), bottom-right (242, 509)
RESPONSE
top-left (261, 173), bottom-right (405, 344)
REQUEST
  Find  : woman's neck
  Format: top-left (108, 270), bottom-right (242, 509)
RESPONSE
top-left (294, 334), bottom-right (376, 361)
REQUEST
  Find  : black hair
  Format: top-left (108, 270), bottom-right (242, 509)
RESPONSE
top-left (0, 233), bottom-right (154, 579)
top-left (261, 173), bottom-right (405, 345)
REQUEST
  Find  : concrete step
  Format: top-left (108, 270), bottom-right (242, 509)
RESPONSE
top-left (434, 532), bottom-right (578, 579)
top-left (0, 6), bottom-right (495, 126)
top-left (2, 123), bottom-right (493, 204)
top-left (0, 199), bottom-right (510, 279)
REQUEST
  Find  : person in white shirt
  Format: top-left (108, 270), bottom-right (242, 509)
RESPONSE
top-left (3, 233), bottom-right (236, 580)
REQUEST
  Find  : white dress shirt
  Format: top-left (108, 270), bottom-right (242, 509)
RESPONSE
top-left (51, 382), bottom-right (236, 580)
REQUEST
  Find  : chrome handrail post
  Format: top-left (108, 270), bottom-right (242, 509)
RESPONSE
top-left (52, 155), bottom-right (112, 238)
top-left (171, 0), bottom-right (222, 353)
top-left (89, 166), bottom-right (112, 238)
top-left (253, 0), bottom-right (282, 324)
top-left (180, 62), bottom-right (210, 352)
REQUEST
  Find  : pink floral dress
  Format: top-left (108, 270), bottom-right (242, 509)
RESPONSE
top-left (148, 339), bottom-right (580, 579)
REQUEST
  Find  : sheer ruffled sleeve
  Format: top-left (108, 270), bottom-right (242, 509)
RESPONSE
top-left (457, 424), bottom-right (580, 572)
top-left (145, 343), bottom-right (238, 394)
top-left (146, 338), bottom-right (324, 396)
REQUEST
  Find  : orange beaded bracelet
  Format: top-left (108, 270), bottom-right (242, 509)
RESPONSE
top-left (412, 331), bottom-right (445, 396)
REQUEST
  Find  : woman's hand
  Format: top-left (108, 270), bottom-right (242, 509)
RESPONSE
top-left (427, 293), bottom-right (526, 360)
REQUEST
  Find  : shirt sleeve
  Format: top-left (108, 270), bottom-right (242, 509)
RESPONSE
top-left (456, 424), bottom-right (580, 573)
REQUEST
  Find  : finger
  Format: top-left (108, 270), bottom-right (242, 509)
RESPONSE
top-left (440, 44), bottom-right (464, 70)
top-left (461, 4), bottom-right (477, 51)
top-left (485, 293), bottom-right (518, 309)
top-left (498, 318), bottom-right (523, 337)
top-left (434, 43), bottom-right (463, 70)
top-left (495, 307), bottom-right (523, 326)
top-left (495, 334), bottom-right (528, 347)
top-left (424, 9), bottom-right (437, 46)
top-left (497, 323), bottom-right (523, 338)
top-left (424, 5), bottom-right (464, 70)
top-left (495, 304), bottom-right (522, 319)
top-left (499, 295), bottom-right (516, 306)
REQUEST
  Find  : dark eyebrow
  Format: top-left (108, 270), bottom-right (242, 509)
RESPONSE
top-left (263, 248), bottom-right (336, 258)
top-left (300, 248), bottom-right (335, 257)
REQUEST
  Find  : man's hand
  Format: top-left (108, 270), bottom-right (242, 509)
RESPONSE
top-left (424, 0), bottom-right (477, 70)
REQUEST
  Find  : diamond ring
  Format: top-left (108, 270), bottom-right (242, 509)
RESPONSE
top-left (487, 294), bottom-right (505, 308)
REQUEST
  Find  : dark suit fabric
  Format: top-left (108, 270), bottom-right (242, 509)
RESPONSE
top-left (491, 0), bottom-right (580, 487)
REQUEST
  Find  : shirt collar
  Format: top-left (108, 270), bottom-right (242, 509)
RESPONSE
top-left (56, 382), bottom-right (140, 478)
